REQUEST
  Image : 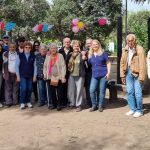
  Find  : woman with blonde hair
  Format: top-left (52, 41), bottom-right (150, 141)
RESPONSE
top-left (89, 39), bottom-right (111, 112)
top-left (68, 40), bottom-right (88, 112)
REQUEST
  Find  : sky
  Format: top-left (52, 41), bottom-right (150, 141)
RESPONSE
top-left (47, 0), bottom-right (150, 12)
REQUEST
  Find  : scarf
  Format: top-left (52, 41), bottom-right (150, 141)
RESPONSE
top-left (49, 53), bottom-right (59, 75)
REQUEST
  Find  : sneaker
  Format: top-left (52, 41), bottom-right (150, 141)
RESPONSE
top-left (125, 110), bottom-right (135, 116)
top-left (98, 106), bottom-right (104, 112)
top-left (0, 103), bottom-right (3, 108)
top-left (20, 103), bottom-right (25, 109)
top-left (76, 106), bottom-right (82, 112)
top-left (133, 112), bottom-right (143, 118)
top-left (27, 103), bottom-right (33, 108)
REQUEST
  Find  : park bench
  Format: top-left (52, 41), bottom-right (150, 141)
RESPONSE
top-left (107, 80), bottom-right (127, 102)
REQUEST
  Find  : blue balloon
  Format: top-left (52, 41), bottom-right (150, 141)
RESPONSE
top-left (42, 24), bottom-right (49, 32)
top-left (5, 23), bottom-right (16, 31)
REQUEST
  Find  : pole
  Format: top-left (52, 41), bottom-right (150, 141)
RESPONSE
top-left (125, 0), bottom-right (128, 40)
top-left (148, 18), bottom-right (150, 51)
top-left (117, 17), bottom-right (122, 84)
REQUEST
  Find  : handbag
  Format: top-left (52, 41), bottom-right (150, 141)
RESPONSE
top-left (50, 76), bottom-right (59, 86)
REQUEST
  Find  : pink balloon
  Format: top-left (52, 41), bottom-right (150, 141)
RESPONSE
top-left (98, 18), bottom-right (107, 26)
top-left (72, 19), bottom-right (79, 26)
top-left (33, 25), bottom-right (39, 33)
top-left (72, 26), bottom-right (79, 33)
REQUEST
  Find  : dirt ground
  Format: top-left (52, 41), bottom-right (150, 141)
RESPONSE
top-left (0, 92), bottom-right (150, 150)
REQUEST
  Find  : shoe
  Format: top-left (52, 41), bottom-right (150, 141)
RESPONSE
top-left (57, 106), bottom-right (61, 111)
top-left (133, 112), bottom-right (143, 118)
top-left (125, 110), bottom-right (135, 116)
top-left (98, 106), bottom-right (104, 112)
top-left (38, 103), bottom-right (45, 107)
top-left (48, 105), bottom-right (56, 110)
top-left (76, 106), bottom-right (82, 112)
top-left (89, 106), bottom-right (97, 112)
top-left (6, 103), bottom-right (12, 108)
top-left (67, 106), bottom-right (75, 110)
top-left (20, 103), bottom-right (25, 109)
top-left (0, 103), bottom-right (3, 108)
top-left (27, 103), bottom-right (33, 108)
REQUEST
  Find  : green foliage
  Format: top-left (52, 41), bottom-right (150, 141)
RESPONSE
top-left (128, 10), bottom-right (150, 53)
top-left (0, 0), bottom-right (50, 39)
top-left (45, 0), bottom-right (122, 45)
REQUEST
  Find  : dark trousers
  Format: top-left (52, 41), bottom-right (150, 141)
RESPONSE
top-left (46, 80), bottom-right (63, 107)
top-left (33, 82), bottom-right (38, 102)
top-left (5, 73), bottom-right (19, 105)
top-left (37, 78), bottom-right (47, 105)
top-left (61, 82), bottom-right (68, 106)
top-left (85, 71), bottom-right (92, 107)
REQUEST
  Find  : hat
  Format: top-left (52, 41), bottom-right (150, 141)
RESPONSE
top-left (3, 35), bottom-right (10, 39)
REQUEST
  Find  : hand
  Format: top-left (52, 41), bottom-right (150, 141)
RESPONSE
top-left (16, 76), bottom-right (20, 82)
top-left (121, 78), bottom-right (126, 84)
top-left (43, 75), bottom-right (47, 80)
top-left (61, 78), bottom-right (66, 83)
top-left (33, 76), bottom-right (37, 82)
top-left (3, 74), bottom-right (5, 79)
top-left (82, 55), bottom-right (87, 60)
top-left (139, 80), bottom-right (144, 84)
top-left (81, 51), bottom-right (87, 56)
top-left (105, 73), bottom-right (110, 80)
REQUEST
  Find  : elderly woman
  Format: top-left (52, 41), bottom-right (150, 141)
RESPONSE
top-left (43, 43), bottom-right (66, 111)
top-left (89, 39), bottom-right (111, 112)
top-left (36, 45), bottom-right (47, 107)
top-left (16, 41), bottom-right (37, 109)
top-left (68, 40), bottom-right (87, 112)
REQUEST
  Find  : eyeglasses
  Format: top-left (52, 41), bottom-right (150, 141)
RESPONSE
top-left (35, 45), bottom-right (39, 46)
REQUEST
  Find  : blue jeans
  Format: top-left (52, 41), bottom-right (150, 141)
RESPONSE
top-left (90, 76), bottom-right (107, 107)
top-left (126, 69), bottom-right (143, 113)
top-left (37, 78), bottom-right (47, 104)
top-left (20, 77), bottom-right (32, 104)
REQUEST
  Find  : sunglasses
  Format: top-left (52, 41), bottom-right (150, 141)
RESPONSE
top-left (4, 37), bottom-right (9, 39)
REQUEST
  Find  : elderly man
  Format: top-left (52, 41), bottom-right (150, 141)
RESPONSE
top-left (120, 34), bottom-right (147, 118)
top-left (59, 37), bottom-right (73, 107)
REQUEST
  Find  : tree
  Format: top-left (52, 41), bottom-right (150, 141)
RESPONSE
top-left (128, 10), bottom-right (150, 53)
top-left (45, 0), bottom-right (122, 46)
top-left (0, 0), bottom-right (50, 39)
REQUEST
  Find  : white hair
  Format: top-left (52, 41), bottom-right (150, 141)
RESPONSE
top-left (126, 34), bottom-right (136, 41)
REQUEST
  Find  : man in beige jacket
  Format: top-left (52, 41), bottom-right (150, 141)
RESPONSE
top-left (120, 34), bottom-right (147, 118)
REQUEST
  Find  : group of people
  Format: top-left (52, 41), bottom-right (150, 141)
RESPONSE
top-left (0, 33), bottom-right (149, 118)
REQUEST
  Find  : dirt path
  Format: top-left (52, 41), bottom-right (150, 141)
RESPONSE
top-left (0, 95), bottom-right (150, 150)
